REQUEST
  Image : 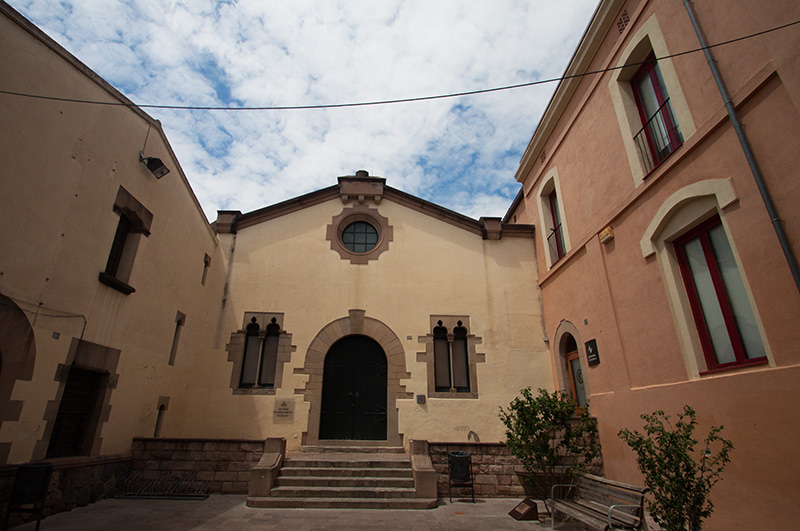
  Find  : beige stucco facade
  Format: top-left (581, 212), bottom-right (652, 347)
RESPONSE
top-left (0, 0), bottom-right (549, 468)
top-left (4, 0), bottom-right (800, 527)
top-left (507, 0), bottom-right (800, 529)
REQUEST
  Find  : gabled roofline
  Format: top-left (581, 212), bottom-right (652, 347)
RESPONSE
top-left (514, 0), bottom-right (625, 185)
top-left (1, 1), bottom-right (216, 235)
top-left (216, 173), bottom-right (534, 240)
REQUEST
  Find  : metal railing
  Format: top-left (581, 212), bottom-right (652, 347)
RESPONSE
top-left (548, 223), bottom-right (566, 263)
top-left (634, 98), bottom-right (683, 174)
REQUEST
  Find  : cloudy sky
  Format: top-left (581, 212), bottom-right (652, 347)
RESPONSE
top-left (9, 0), bottom-right (600, 221)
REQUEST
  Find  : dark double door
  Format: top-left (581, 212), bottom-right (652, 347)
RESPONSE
top-left (319, 335), bottom-right (387, 441)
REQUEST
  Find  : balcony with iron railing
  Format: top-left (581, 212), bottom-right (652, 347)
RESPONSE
top-left (547, 223), bottom-right (566, 264)
top-left (634, 98), bottom-right (683, 174)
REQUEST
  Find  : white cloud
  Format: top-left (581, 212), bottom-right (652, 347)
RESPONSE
top-left (8, 0), bottom-right (600, 220)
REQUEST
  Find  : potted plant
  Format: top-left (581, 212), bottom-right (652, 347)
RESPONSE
top-left (499, 387), bottom-right (601, 499)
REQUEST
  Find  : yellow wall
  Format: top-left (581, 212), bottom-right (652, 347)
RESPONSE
top-left (177, 197), bottom-right (550, 449)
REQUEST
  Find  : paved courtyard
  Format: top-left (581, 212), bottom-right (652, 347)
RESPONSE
top-left (13, 495), bottom-right (581, 530)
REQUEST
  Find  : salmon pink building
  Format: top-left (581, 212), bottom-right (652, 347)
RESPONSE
top-left (506, 0), bottom-right (800, 529)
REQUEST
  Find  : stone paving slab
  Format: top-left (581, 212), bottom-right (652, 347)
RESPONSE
top-left (12, 495), bottom-right (586, 530)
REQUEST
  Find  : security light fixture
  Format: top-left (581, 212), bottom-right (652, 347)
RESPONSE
top-left (139, 151), bottom-right (170, 179)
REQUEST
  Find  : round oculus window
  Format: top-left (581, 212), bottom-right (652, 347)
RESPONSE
top-left (342, 221), bottom-right (378, 253)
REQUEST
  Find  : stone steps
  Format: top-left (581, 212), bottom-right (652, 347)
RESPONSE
top-left (250, 447), bottom-right (437, 509)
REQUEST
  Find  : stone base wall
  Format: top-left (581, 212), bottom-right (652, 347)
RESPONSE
top-left (131, 438), bottom-right (264, 494)
top-left (0, 454), bottom-right (130, 527)
top-left (429, 442), bottom-right (529, 498)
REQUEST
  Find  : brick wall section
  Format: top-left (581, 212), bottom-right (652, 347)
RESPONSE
top-left (429, 442), bottom-right (529, 498)
top-left (0, 454), bottom-right (130, 527)
top-left (131, 438), bottom-right (264, 494)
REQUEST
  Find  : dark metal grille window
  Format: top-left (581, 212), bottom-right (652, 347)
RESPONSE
top-left (342, 221), bottom-right (378, 253)
top-left (547, 223), bottom-right (566, 263)
top-left (46, 367), bottom-right (105, 458)
top-left (634, 98), bottom-right (683, 173)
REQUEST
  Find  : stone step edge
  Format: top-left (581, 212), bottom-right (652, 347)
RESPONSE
top-left (299, 446), bottom-right (407, 454)
top-left (247, 496), bottom-right (439, 510)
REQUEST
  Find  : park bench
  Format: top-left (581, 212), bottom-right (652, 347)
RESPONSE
top-left (546, 472), bottom-right (648, 530)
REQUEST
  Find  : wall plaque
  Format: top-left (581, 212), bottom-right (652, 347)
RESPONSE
top-left (508, 497), bottom-right (539, 520)
top-left (273, 398), bottom-right (295, 423)
top-left (585, 339), bottom-right (600, 366)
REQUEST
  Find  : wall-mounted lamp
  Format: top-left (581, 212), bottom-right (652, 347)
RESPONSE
top-left (139, 151), bottom-right (170, 179)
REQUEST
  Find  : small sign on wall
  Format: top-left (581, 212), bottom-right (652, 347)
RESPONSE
top-left (585, 339), bottom-right (600, 366)
top-left (273, 398), bottom-right (295, 423)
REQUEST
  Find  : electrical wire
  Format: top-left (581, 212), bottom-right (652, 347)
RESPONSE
top-left (1, 18), bottom-right (798, 111)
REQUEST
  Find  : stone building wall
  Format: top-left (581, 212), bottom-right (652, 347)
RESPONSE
top-left (0, 454), bottom-right (130, 527)
top-left (130, 438), bottom-right (264, 494)
top-left (428, 442), bottom-right (528, 498)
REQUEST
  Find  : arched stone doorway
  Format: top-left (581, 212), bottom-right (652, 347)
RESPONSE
top-left (320, 335), bottom-right (387, 441)
top-left (0, 294), bottom-right (37, 464)
top-left (297, 310), bottom-right (411, 446)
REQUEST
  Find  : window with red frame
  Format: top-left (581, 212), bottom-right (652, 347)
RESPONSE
top-left (632, 53), bottom-right (683, 172)
top-left (674, 216), bottom-right (766, 372)
top-left (548, 189), bottom-right (566, 262)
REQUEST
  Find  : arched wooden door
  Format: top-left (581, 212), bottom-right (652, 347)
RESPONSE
top-left (319, 335), bottom-right (387, 440)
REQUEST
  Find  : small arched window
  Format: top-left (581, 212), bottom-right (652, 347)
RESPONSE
top-left (433, 322), bottom-right (450, 392)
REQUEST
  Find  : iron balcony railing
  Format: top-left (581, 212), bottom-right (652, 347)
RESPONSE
top-left (634, 98), bottom-right (683, 174)
top-left (548, 223), bottom-right (566, 263)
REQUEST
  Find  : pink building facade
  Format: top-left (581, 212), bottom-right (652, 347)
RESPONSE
top-left (506, 0), bottom-right (800, 529)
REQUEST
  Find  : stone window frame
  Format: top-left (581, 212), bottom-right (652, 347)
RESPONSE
top-left (640, 178), bottom-right (773, 378)
top-left (536, 167), bottom-right (571, 269)
top-left (326, 204), bottom-right (393, 264)
top-left (98, 186), bottom-right (153, 295)
top-left (608, 13), bottom-right (695, 187)
top-left (34, 338), bottom-right (121, 460)
top-left (417, 315), bottom-right (484, 399)
top-left (226, 312), bottom-right (296, 395)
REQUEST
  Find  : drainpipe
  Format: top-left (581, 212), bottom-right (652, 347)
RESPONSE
top-left (682, 0), bottom-right (800, 295)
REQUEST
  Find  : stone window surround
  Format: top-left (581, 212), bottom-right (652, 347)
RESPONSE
top-left (295, 310), bottom-right (412, 447)
top-left (98, 186), bottom-right (153, 295)
top-left (536, 167), bottom-right (571, 269)
top-left (608, 13), bottom-right (696, 187)
top-left (226, 312), bottom-right (296, 395)
top-left (417, 315), bottom-right (484, 399)
top-left (34, 338), bottom-right (121, 460)
top-left (326, 204), bottom-right (393, 264)
top-left (640, 178), bottom-right (773, 378)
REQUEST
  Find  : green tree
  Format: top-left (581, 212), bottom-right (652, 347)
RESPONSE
top-left (618, 406), bottom-right (733, 531)
top-left (499, 387), bottom-right (601, 495)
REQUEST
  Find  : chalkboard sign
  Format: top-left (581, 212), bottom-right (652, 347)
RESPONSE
top-left (585, 339), bottom-right (600, 366)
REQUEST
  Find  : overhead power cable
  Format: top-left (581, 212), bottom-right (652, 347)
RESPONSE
top-left (1, 18), bottom-right (798, 111)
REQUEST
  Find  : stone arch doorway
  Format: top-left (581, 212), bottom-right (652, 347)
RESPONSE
top-left (297, 310), bottom-right (411, 447)
top-left (320, 335), bottom-right (387, 441)
top-left (0, 294), bottom-right (37, 463)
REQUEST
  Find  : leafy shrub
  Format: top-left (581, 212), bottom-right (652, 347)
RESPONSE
top-left (499, 387), bottom-right (601, 494)
top-left (618, 405), bottom-right (733, 531)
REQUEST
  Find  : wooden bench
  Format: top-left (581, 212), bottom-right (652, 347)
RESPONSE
top-left (546, 472), bottom-right (648, 530)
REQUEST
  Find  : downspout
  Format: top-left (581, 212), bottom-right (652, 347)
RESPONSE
top-left (682, 0), bottom-right (800, 295)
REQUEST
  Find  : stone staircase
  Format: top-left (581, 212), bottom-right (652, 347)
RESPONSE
top-left (247, 446), bottom-right (438, 509)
